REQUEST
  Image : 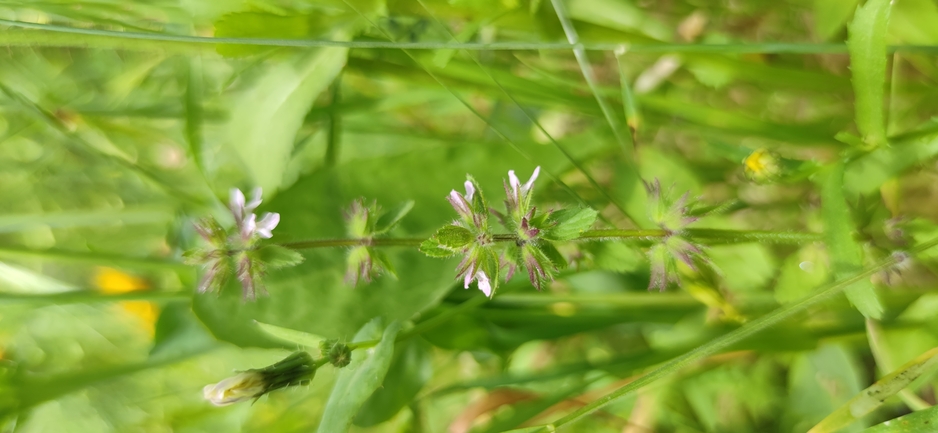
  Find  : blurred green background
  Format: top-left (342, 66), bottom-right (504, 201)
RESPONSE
top-left (3, 0), bottom-right (938, 431)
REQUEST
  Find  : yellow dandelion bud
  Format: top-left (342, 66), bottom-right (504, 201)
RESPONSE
top-left (743, 148), bottom-right (782, 183)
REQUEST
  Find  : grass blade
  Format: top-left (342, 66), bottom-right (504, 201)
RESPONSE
top-left (808, 346), bottom-right (938, 433)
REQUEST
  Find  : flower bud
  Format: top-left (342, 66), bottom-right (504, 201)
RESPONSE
top-left (319, 340), bottom-right (352, 368)
top-left (743, 148), bottom-right (782, 184)
top-left (203, 351), bottom-right (316, 406)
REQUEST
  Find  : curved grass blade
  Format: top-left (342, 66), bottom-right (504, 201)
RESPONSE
top-left (807, 346), bottom-right (938, 433)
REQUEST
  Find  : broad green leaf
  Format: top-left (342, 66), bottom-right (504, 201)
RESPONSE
top-left (543, 207), bottom-right (598, 241)
top-left (847, 0), bottom-right (891, 147)
top-left (819, 162), bottom-right (883, 319)
top-left (226, 46), bottom-right (348, 193)
top-left (815, 0), bottom-right (860, 40)
top-left (774, 244), bottom-right (831, 304)
top-left (255, 321), bottom-right (325, 348)
top-left (317, 319), bottom-right (401, 433)
top-left (808, 347), bottom-right (938, 433)
top-left (255, 244), bottom-right (304, 269)
top-left (863, 404), bottom-right (938, 432)
top-left (149, 302), bottom-right (218, 362)
top-left (354, 337), bottom-right (433, 426)
top-left (434, 225), bottom-right (473, 248)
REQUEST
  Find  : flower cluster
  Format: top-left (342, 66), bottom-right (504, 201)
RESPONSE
top-left (643, 179), bottom-right (707, 291)
top-left (343, 198), bottom-right (413, 287)
top-left (203, 351), bottom-right (316, 406)
top-left (185, 187), bottom-right (299, 301)
top-left (421, 167), bottom-right (597, 297)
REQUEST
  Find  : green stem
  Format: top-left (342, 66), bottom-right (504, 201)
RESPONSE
top-left (3, 20), bottom-right (938, 53)
top-left (280, 229), bottom-right (821, 251)
top-left (0, 291), bottom-right (190, 304)
top-left (279, 237), bottom-right (424, 249)
top-left (533, 236), bottom-right (938, 432)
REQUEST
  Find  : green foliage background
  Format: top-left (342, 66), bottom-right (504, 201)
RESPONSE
top-left (3, 0), bottom-right (938, 431)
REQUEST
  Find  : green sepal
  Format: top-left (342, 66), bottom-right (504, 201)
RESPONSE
top-left (255, 245), bottom-right (305, 269)
top-left (374, 200), bottom-right (414, 235)
top-left (543, 207), bottom-right (598, 241)
top-left (537, 241), bottom-right (568, 270)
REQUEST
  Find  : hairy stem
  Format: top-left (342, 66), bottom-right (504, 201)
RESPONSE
top-left (279, 229), bottom-right (821, 250)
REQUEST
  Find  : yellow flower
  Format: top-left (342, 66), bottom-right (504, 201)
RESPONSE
top-left (93, 267), bottom-right (158, 333)
top-left (743, 148), bottom-right (782, 183)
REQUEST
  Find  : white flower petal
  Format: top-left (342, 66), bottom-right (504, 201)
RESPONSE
top-left (246, 187), bottom-right (263, 211)
top-left (463, 180), bottom-right (475, 201)
top-left (508, 170), bottom-right (520, 195)
top-left (464, 272), bottom-right (473, 289)
top-left (523, 166), bottom-right (540, 193)
top-left (229, 188), bottom-right (246, 220)
top-left (241, 213), bottom-right (257, 240)
top-left (256, 212), bottom-right (280, 239)
top-left (476, 271), bottom-right (492, 297)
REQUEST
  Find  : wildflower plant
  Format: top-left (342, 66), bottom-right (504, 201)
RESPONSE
top-left (184, 187), bottom-right (302, 301)
top-left (643, 179), bottom-right (708, 292)
top-left (17, 2), bottom-right (938, 432)
top-left (420, 167), bottom-right (598, 296)
top-left (342, 198), bottom-right (414, 286)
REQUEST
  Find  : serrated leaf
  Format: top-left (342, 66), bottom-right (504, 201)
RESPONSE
top-left (255, 321), bottom-right (325, 348)
top-left (374, 200), bottom-right (414, 235)
top-left (543, 207), bottom-right (598, 241)
top-left (819, 162), bottom-right (883, 319)
top-left (317, 319), bottom-right (401, 433)
top-left (419, 239), bottom-right (458, 258)
top-left (434, 225), bottom-right (474, 248)
top-left (255, 245), bottom-right (304, 269)
top-left (847, 0), bottom-right (891, 147)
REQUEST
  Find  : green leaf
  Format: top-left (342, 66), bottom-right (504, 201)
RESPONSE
top-left (434, 225), bottom-right (474, 248)
top-left (354, 337), bottom-right (433, 427)
top-left (255, 321), bottom-right (325, 348)
top-left (149, 302), bottom-right (218, 362)
top-left (774, 244), bottom-right (831, 304)
top-left (374, 200), bottom-right (414, 234)
top-left (317, 319), bottom-right (401, 433)
top-left (819, 162), bottom-right (883, 319)
top-left (225, 46), bottom-right (348, 193)
top-left (543, 207), bottom-right (598, 241)
top-left (847, 0), bottom-right (891, 147)
top-left (808, 347), bottom-right (938, 433)
top-left (419, 238), bottom-right (458, 258)
top-left (863, 404), bottom-right (938, 432)
top-left (255, 245), bottom-right (304, 269)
